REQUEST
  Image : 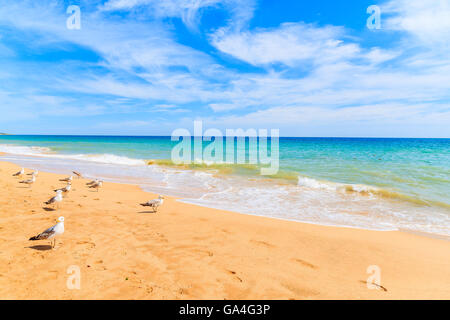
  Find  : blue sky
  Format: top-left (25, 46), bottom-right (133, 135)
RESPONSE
top-left (0, 0), bottom-right (449, 137)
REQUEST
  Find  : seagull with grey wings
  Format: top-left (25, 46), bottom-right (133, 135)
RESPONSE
top-left (29, 216), bottom-right (65, 249)
top-left (59, 176), bottom-right (73, 183)
top-left (44, 190), bottom-right (63, 209)
top-left (12, 168), bottom-right (24, 177)
top-left (88, 180), bottom-right (103, 192)
top-left (27, 169), bottom-right (38, 176)
top-left (140, 195), bottom-right (164, 212)
top-left (19, 173), bottom-right (36, 187)
top-left (54, 182), bottom-right (71, 196)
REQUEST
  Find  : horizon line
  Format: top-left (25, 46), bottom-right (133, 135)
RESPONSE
top-left (1, 134), bottom-right (449, 139)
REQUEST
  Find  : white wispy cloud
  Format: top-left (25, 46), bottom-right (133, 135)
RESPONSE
top-left (382, 0), bottom-right (450, 45)
top-left (211, 22), bottom-right (363, 67)
top-left (100, 0), bottom-right (255, 31)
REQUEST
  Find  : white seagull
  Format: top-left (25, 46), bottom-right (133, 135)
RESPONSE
top-left (73, 171), bottom-right (82, 179)
top-left (29, 216), bottom-right (65, 249)
top-left (140, 195), bottom-right (165, 212)
top-left (89, 180), bottom-right (103, 192)
top-left (27, 170), bottom-right (39, 176)
top-left (60, 176), bottom-right (73, 182)
top-left (12, 168), bottom-right (24, 177)
top-left (54, 182), bottom-right (71, 195)
top-left (86, 179), bottom-right (99, 186)
top-left (44, 190), bottom-right (63, 209)
top-left (19, 174), bottom-right (36, 187)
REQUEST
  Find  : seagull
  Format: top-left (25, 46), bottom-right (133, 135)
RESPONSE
top-left (60, 176), bottom-right (73, 182)
top-left (54, 182), bottom-right (71, 195)
top-left (27, 170), bottom-right (39, 176)
top-left (19, 174), bottom-right (36, 187)
top-left (29, 216), bottom-right (65, 249)
top-left (140, 195), bottom-right (164, 212)
top-left (12, 168), bottom-right (24, 177)
top-left (89, 180), bottom-right (103, 192)
top-left (73, 171), bottom-right (82, 179)
top-left (86, 179), bottom-right (99, 186)
top-left (44, 190), bottom-right (63, 209)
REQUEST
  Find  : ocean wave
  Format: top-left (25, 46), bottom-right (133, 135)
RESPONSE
top-left (57, 153), bottom-right (147, 166)
top-left (297, 176), bottom-right (338, 190)
top-left (0, 144), bottom-right (146, 166)
top-left (0, 144), bottom-right (52, 155)
top-left (297, 174), bottom-right (450, 209)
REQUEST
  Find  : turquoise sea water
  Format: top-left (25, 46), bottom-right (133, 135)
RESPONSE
top-left (1, 135), bottom-right (449, 236)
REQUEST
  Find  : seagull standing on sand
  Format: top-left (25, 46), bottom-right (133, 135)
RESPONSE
top-left (89, 180), bottom-right (103, 192)
top-left (12, 168), bottom-right (24, 177)
top-left (44, 190), bottom-right (63, 209)
top-left (29, 216), bottom-right (65, 249)
top-left (54, 182), bottom-right (71, 196)
top-left (60, 176), bottom-right (73, 183)
top-left (19, 173), bottom-right (36, 187)
top-left (27, 170), bottom-right (39, 176)
top-left (140, 195), bottom-right (164, 212)
top-left (73, 171), bottom-right (82, 179)
top-left (86, 179), bottom-right (99, 186)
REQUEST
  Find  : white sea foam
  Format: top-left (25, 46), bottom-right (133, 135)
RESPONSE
top-left (0, 144), bottom-right (146, 166)
top-left (297, 176), bottom-right (337, 190)
top-left (297, 175), bottom-right (382, 197)
top-left (52, 153), bottom-right (147, 166)
top-left (0, 144), bottom-right (52, 155)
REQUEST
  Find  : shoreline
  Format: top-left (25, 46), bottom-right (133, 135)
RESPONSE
top-left (2, 150), bottom-right (449, 237)
top-left (3, 151), bottom-right (448, 240)
top-left (0, 159), bottom-right (449, 299)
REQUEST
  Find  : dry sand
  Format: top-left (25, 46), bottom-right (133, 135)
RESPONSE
top-left (0, 160), bottom-right (449, 299)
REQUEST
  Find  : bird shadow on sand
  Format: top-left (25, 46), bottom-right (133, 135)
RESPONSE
top-left (43, 207), bottom-right (56, 211)
top-left (27, 245), bottom-right (52, 251)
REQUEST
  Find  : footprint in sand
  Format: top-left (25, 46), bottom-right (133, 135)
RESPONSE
top-left (281, 282), bottom-right (319, 298)
top-left (76, 241), bottom-right (96, 249)
top-left (226, 270), bottom-right (243, 282)
top-left (250, 239), bottom-right (276, 248)
top-left (291, 258), bottom-right (317, 269)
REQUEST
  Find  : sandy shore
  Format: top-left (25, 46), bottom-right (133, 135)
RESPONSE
top-left (0, 159), bottom-right (449, 299)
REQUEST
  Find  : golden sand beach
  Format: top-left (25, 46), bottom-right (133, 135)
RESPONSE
top-left (0, 159), bottom-right (449, 299)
